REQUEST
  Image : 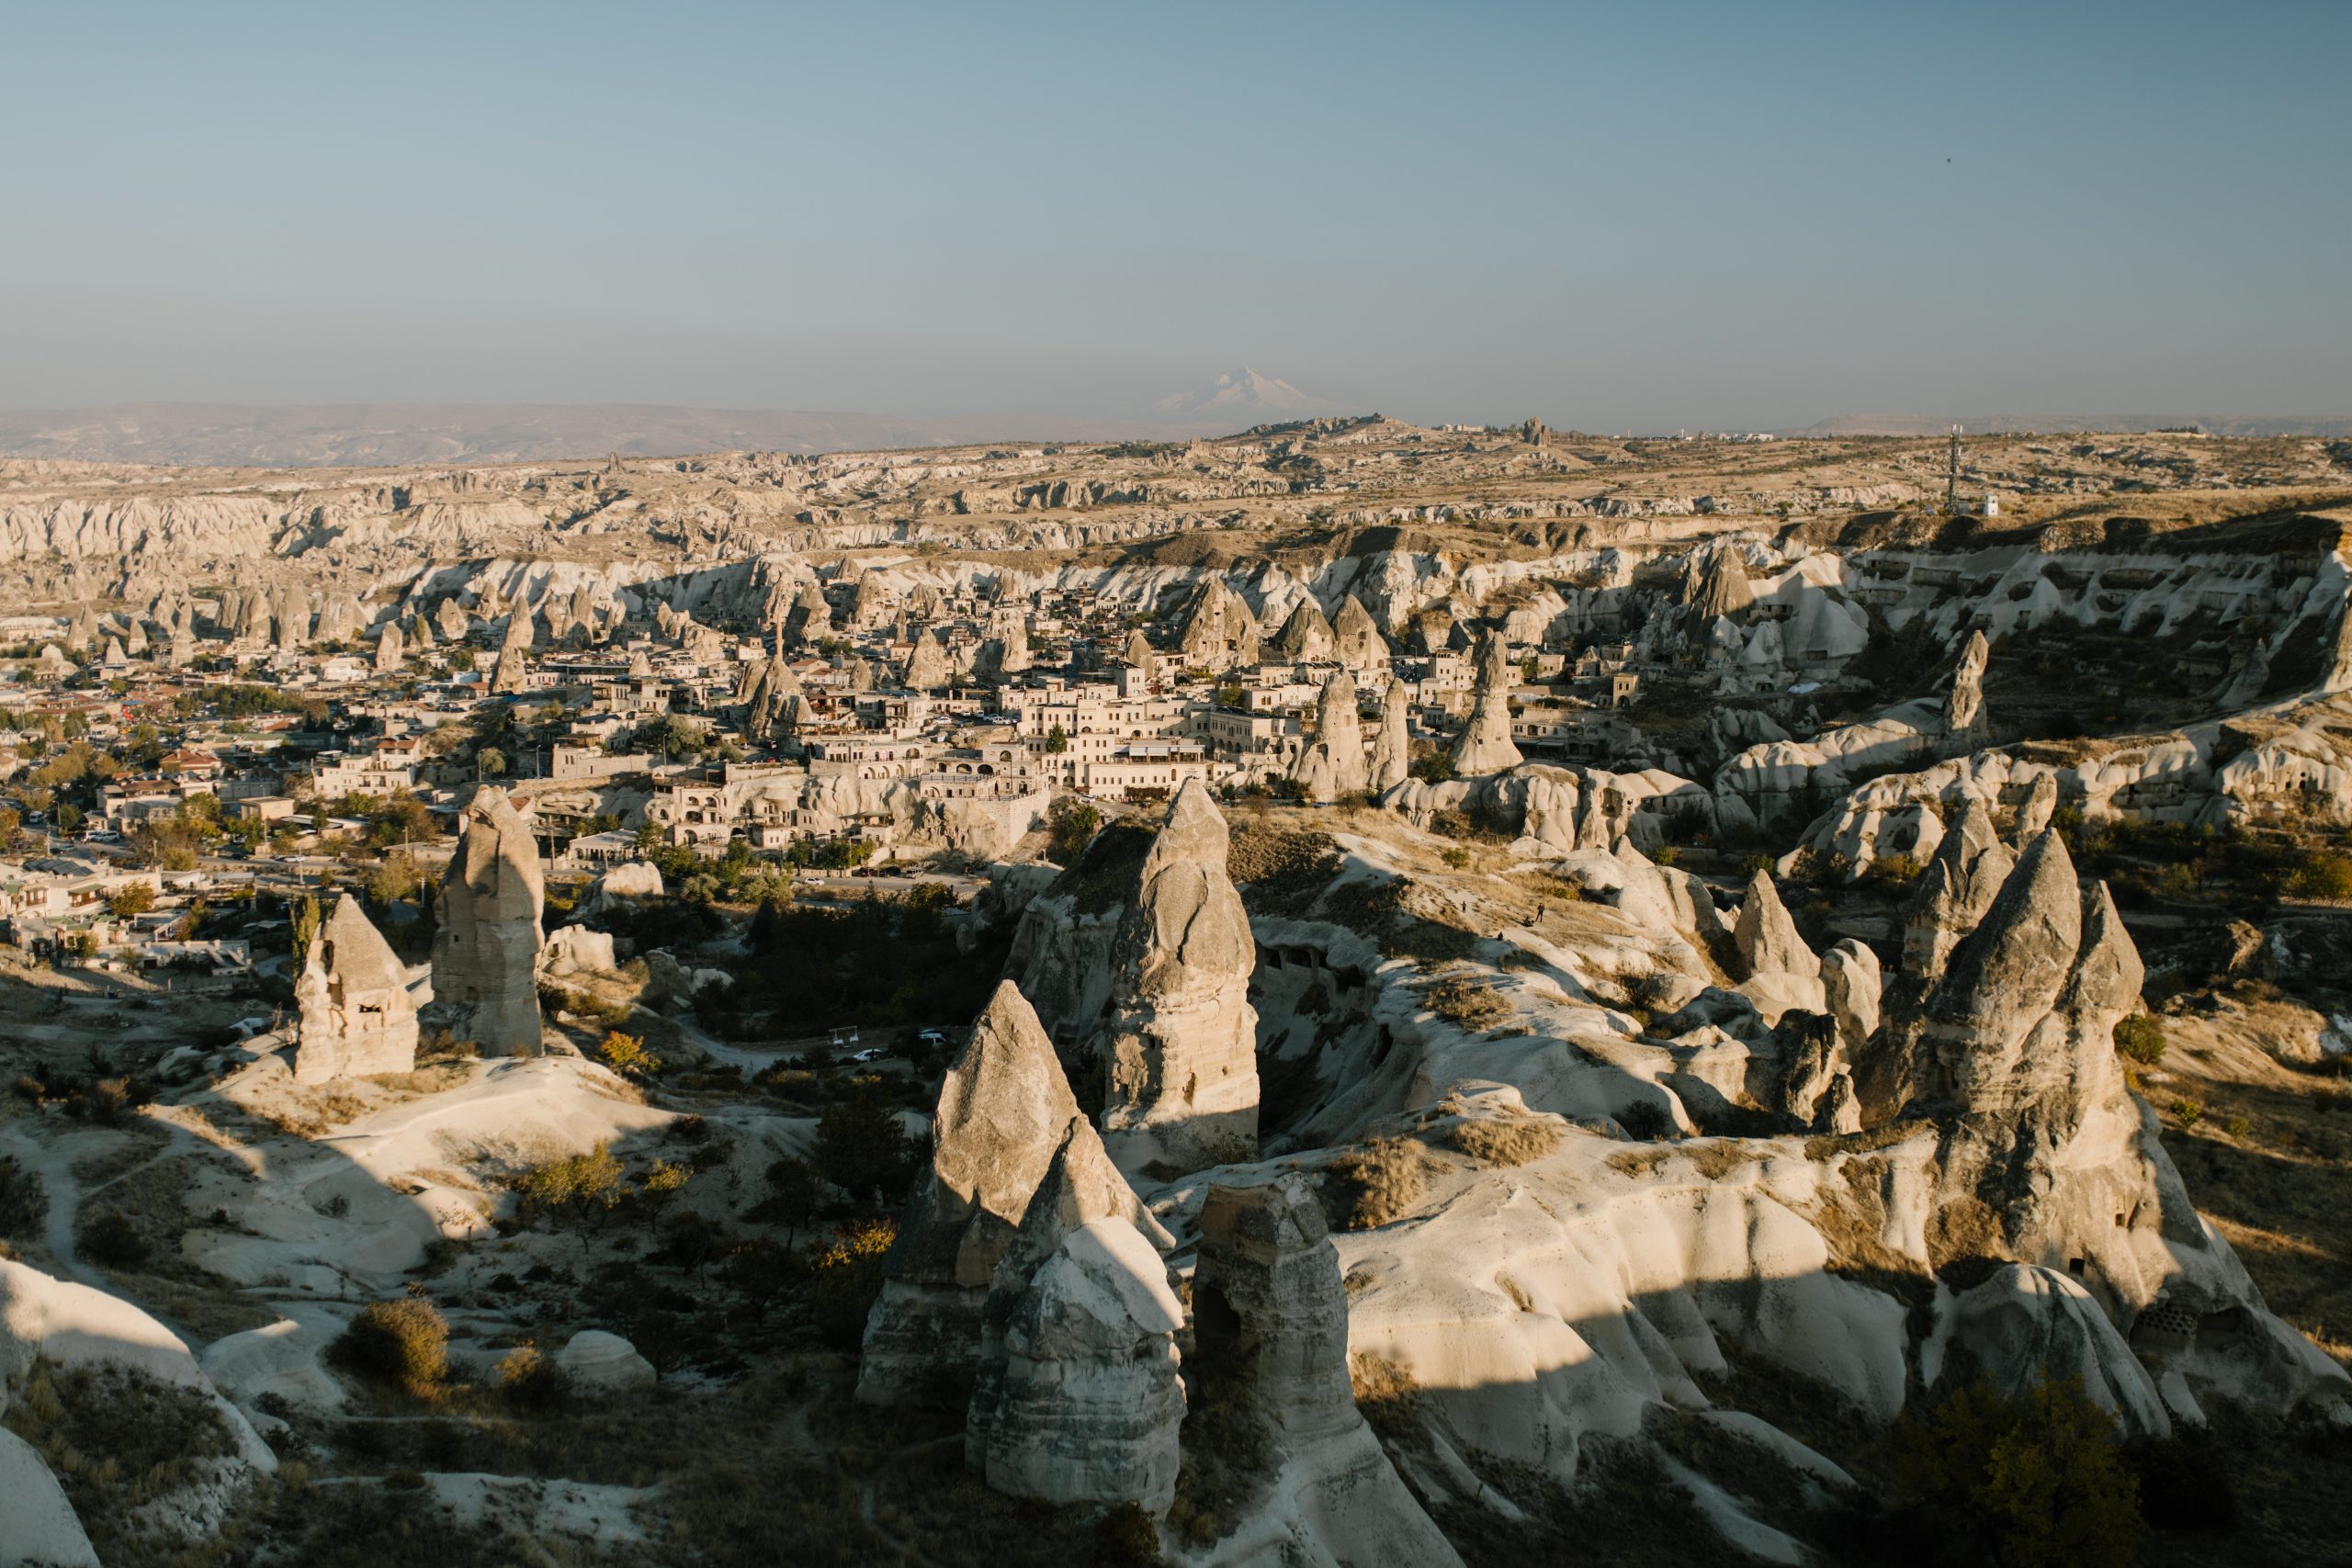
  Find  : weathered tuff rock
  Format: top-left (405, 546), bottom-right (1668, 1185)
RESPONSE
top-left (1907, 829), bottom-right (2348, 1413)
top-left (966, 1122), bottom-right (1184, 1512)
top-left (557, 1329), bottom-right (657, 1394)
top-left (1688, 546), bottom-right (1755, 622)
top-left (902, 627), bottom-right (951, 691)
top-left (1900, 800), bottom-right (2012, 985)
top-left (859, 981), bottom-right (1084, 1406)
top-left (293, 895), bottom-right (424, 1084)
top-left (2322, 594), bottom-right (2352, 694)
top-left (1820, 937), bottom-right (1881, 1052)
top-left (586, 859), bottom-right (664, 913)
top-left (1290, 670), bottom-right (1368, 803)
top-left (0, 1425), bottom-right (99, 1567)
top-left (1369, 678), bottom-right (1412, 794)
top-left (373, 619), bottom-right (403, 673)
top-left (1331, 591), bottom-right (1391, 672)
top-left (1098, 780), bottom-right (1261, 1180)
top-left (1271, 600), bottom-right (1335, 663)
top-left (1944, 627), bottom-right (1990, 734)
top-left (1731, 869), bottom-right (1818, 981)
top-left (1176, 577), bottom-right (1261, 671)
top-left (1189, 1177), bottom-right (1462, 1568)
top-left (2011, 769), bottom-right (2058, 847)
top-left (738, 649), bottom-right (800, 739)
top-left (430, 786), bottom-right (545, 1055)
top-left (1944, 1266), bottom-right (2170, 1441)
top-left (1448, 631), bottom-right (1522, 776)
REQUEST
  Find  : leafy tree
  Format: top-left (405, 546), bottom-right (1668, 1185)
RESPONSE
top-left (494, 1341), bottom-right (570, 1410)
top-left (365, 852), bottom-right (423, 906)
top-left (599, 1031), bottom-right (662, 1081)
top-left (812, 1095), bottom-right (917, 1204)
top-left (1892, 1376), bottom-right (2143, 1568)
top-left (1046, 798), bottom-right (1101, 866)
top-left (757, 1156), bottom-right (822, 1244)
top-left (82, 1209), bottom-right (151, 1269)
top-left (106, 883), bottom-right (156, 920)
top-left (477, 746), bottom-right (508, 779)
top-left (808, 1218), bottom-right (896, 1347)
top-left (290, 894), bottom-right (322, 958)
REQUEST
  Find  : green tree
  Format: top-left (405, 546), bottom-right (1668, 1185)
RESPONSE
top-left (1894, 1376), bottom-right (2143, 1568)
top-left (757, 1156), bottom-right (822, 1244)
top-left (106, 883), bottom-right (156, 920)
top-left (291, 894), bottom-right (322, 956)
top-left (1046, 797), bottom-right (1101, 865)
top-left (812, 1095), bottom-right (917, 1204)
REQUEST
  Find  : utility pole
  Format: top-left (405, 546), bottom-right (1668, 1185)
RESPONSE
top-left (1945, 425), bottom-right (1962, 514)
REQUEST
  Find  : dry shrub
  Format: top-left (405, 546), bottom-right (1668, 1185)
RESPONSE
top-left (495, 1341), bottom-right (571, 1411)
top-left (1323, 1138), bottom-right (1436, 1230)
top-left (1, 1359), bottom-right (236, 1561)
top-left (809, 1217), bottom-right (896, 1348)
top-left (329, 1296), bottom-right (449, 1396)
top-left (1449, 1115), bottom-right (1565, 1168)
top-left (1422, 972), bottom-right (1512, 1031)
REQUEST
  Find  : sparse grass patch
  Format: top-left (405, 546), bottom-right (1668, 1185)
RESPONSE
top-left (1421, 971), bottom-right (1512, 1031)
top-left (1448, 1114), bottom-right (1565, 1168)
top-left (1321, 1137), bottom-right (1439, 1230)
top-left (1, 1359), bottom-right (238, 1563)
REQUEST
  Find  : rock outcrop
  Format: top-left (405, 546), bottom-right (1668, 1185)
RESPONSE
top-left (558, 1330), bottom-right (657, 1393)
top-left (1290, 671), bottom-right (1368, 802)
top-left (373, 620), bottom-right (403, 674)
top-left (1911, 829), bottom-right (2346, 1414)
top-left (1272, 600), bottom-right (1335, 664)
top-left (293, 895), bottom-right (425, 1084)
top-left (1945, 628), bottom-right (1990, 734)
top-left (1731, 869), bottom-right (1818, 982)
top-left (430, 786), bottom-right (546, 1055)
top-left (1369, 678), bottom-right (1411, 793)
top-left (1331, 592), bottom-right (1390, 671)
top-left (965, 1122), bottom-right (1184, 1513)
top-left (1176, 578), bottom-right (1261, 671)
top-left (1943, 1265), bottom-right (2170, 1440)
top-left (859, 980), bottom-right (1084, 1405)
top-left (1097, 781), bottom-right (1261, 1179)
top-left (903, 628), bottom-right (951, 691)
top-left (0, 1423), bottom-right (100, 1566)
top-left (1448, 632), bottom-right (1522, 776)
top-left (1901, 801), bottom-right (2012, 985)
top-left (1187, 1177), bottom-right (1463, 1568)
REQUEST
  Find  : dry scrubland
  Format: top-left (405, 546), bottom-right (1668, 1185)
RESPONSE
top-left (0, 420), bottom-right (2350, 1565)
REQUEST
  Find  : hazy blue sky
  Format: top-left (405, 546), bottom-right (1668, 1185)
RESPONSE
top-left (3, 1), bottom-right (2346, 428)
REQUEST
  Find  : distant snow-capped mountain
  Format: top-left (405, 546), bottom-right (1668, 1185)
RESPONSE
top-left (1148, 367), bottom-right (1338, 424)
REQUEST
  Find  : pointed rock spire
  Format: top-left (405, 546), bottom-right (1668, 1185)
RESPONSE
top-left (1290, 671), bottom-right (1368, 802)
top-left (1448, 632), bottom-right (1522, 776)
top-left (1331, 592), bottom-right (1391, 672)
top-left (429, 786), bottom-right (544, 1055)
top-left (1097, 781), bottom-right (1260, 1179)
top-left (1369, 678), bottom-right (1411, 793)
top-left (859, 980), bottom-right (1084, 1406)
